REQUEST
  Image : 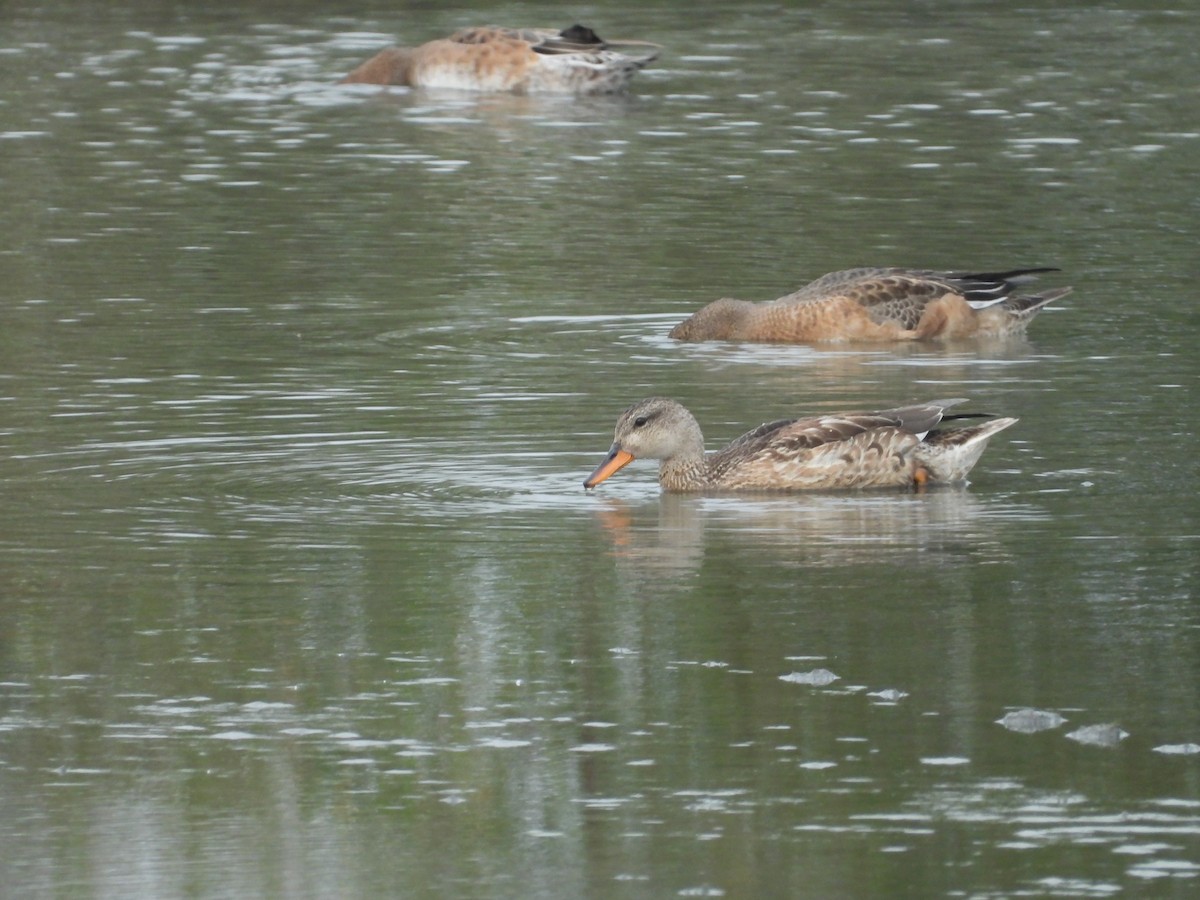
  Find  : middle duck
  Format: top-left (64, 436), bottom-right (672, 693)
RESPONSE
top-left (668, 267), bottom-right (1072, 343)
top-left (584, 397), bottom-right (1016, 492)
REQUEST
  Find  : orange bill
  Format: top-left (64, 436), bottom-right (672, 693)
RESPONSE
top-left (583, 446), bottom-right (635, 489)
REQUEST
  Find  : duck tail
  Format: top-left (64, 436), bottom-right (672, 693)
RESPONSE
top-left (918, 416), bottom-right (1019, 482)
top-left (1002, 285), bottom-right (1074, 321)
top-left (945, 268), bottom-right (1066, 311)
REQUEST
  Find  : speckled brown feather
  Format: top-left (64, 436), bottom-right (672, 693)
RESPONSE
top-left (708, 421), bottom-right (924, 490)
top-left (668, 267), bottom-right (1072, 343)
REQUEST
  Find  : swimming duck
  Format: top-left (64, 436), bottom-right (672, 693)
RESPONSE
top-left (583, 397), bottom-right (1017, 492)
top-left (340, 24), bottom-right (660, 94)
top-left (668, 267), bottom-right (1072, 343)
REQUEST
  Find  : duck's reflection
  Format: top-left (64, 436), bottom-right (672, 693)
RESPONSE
top-left (660, 332), bottom-right (1042, 386)
top-left (591, 489), bottom-right (1039, 581)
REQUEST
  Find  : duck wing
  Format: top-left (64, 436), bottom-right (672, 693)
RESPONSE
top-left (446, 25), bottom-right (608, 53)
top-left (717, 411), bottom-right (909, 460)
top-left (708, 412), bottom-right (920, 489)
top-left (780, 268), bottom-right (1062, 330)
top-left (446, 26), bottom-right (559, 49)
top-left (717, 399), bottom-right (964, 460)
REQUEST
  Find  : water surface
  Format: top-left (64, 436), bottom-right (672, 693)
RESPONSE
top-left (2, 1), bottom-right (1198, 897)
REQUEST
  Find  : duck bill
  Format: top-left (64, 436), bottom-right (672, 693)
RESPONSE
top-left (583, 446), bottom-right (635, 489)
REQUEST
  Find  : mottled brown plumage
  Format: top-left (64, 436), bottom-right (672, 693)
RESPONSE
top-left (583, 398), bottom-right (1017, 492)
top-left (340, 25), bottom-right (659, 95)
top-left (668, 267), bottom-right (1072, 343)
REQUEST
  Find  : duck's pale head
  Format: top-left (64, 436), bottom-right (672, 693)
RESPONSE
top-left (583, 398), bottom-right (704, 488)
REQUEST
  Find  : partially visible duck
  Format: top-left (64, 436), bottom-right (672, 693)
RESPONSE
top-left (340, 24), bottom-right (660, 95)
top-left (668, 267), bottom-right (1072, 343)
top-left (583, 397), bottom-right (1017, 492)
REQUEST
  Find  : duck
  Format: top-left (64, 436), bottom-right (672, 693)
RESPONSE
top-left (667, 267), bottom-right (1072, 343)
top-left (339, 24), bottom-right (660, 95)
top-left (583, 397), bottom-right (1017, 492)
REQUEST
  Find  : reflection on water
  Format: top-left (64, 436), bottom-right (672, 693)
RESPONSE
top-left (590, 489), bottom-right (1039, 581)
top-left (5, 618), bottom-right (1200, 897)
top-left (3, 0), bottom-right (1200, 897)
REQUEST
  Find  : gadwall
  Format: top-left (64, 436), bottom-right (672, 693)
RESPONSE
top-left (668, 267), bottom-right (1072, 343)
top-left (584, 398), bottom-right (1018, 492)
top-left (340, 25), bottom-right (660, 94)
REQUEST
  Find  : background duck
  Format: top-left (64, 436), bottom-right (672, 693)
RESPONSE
top-left (668, 267), bottom-right (1072, 343)
top-left (583, 397), bottom-right (1017, 492)
top-left (340, 24), bottom-right (660, 95)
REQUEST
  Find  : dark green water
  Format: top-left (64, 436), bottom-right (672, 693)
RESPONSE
top-left (2, 1), bottom-right (1198, 897)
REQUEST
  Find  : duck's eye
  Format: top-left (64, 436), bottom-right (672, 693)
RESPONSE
top-left (633, 416), bottom-right (648, 428)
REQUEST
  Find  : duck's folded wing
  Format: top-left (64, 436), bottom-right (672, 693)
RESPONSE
top-left (713, 419), bottom-right (922, 489)
top-left (719, 412), bottom-right (904, 459)
top-left (447, 26), bottom-right (557, 48)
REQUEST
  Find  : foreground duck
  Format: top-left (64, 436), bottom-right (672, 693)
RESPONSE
top-left (340, 24), bottom-right (660, 94)
top-left (583, 398), bottom-right (1017, 492)
top-left (668, 267), bottom-right (1072, 343)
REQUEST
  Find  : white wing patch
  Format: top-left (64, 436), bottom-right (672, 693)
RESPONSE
top-left (965, 297), bottom-right (1008, 310)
